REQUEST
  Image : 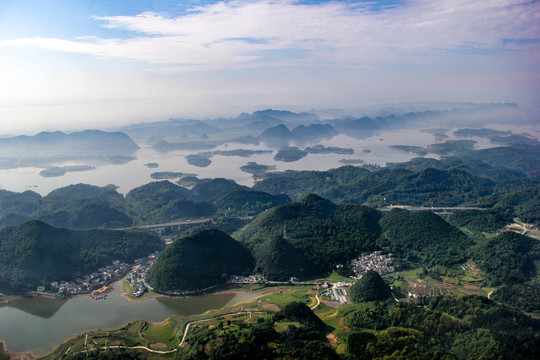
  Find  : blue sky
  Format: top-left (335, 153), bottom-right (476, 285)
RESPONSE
top-left (0, 0), bottom-right (539, 133)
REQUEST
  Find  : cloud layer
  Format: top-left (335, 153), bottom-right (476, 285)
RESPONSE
top-left (0, 0), bottom-right (539, 133)
top-left (3, 0), bottom-right (539, 71)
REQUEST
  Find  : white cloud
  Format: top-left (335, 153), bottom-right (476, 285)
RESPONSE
top-left (2, 0), bottom-right (538, 71)
top-left (0, 0), bottom-right (538, 133)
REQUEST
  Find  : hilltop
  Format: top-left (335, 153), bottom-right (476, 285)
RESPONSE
top-left (146, 229), bottom-right (253, 292)
top-left (235, 194), bottom-right (382, 280)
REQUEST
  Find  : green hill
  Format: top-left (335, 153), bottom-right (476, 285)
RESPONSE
top-left (489, 185), bottom-right (540, 225)
top-left (235, 194), bottom-right (382, 279)
top-left (349, 270), bottom-right (392, 302)
top-left (38, 200), bottom-right (133, 229)
top-left (445, 209), bottom-right (511, 233)
top-left (144, 199), bottom-right (216, 223)
top-left (146, 229), bottom-right (253, 292)
top-left (215, 189), bottom-right (291, 214)
top-left (380, 208), bottom-right (472, 267)
top-left (252, 236), bottom-right (315, 281)
top-left (254, 166), bottom-right (497, 206)
top-left (125, 181), bottom-right (194, 219)
top-left (191, 178), bottom-right (248, 203)
top-left (470, 232), bottom-right (538, 285)
top-left (0, 220), bottom-right (163, 292)
top-left (0, 189), bottom-right (41, 218)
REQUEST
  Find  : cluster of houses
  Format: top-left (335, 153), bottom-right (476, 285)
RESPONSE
top-left (45, 260), bottom-right (131, 298)
top-left (126, 264), bottom-right (152, 297)
top-left (39, 251), bottom-right (161, 299)
top-left (131, 281), bottom-right (147, 298)
top-left (350, 251), bottom-right (395, 278)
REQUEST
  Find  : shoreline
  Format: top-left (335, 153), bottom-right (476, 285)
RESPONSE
top-left (0, 284), bottom-right (286, 358)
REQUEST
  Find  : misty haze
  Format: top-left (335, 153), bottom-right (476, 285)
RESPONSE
top-left (0, 1), bottom-right (539, 359)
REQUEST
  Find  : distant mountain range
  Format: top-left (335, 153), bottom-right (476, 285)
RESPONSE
top-left (0, 130), bottom-right (139, 169)
top-left (107, 104), bottom-right (521, 148)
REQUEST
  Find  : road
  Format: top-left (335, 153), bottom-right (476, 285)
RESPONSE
top-left (378, 206), bottom-right (487, 212)
top-left (117, 218), bottom-right (211, 230)
top-left (311, 294), bottom-right (320, 310)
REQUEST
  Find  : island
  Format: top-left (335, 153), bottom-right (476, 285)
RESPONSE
top-left (304, 144), bottom-right (354, 155)
top-left (273, 146), bottom-right (308, 162)
top-left (389, 145), bottom-right (428, 156)
top-left (144, 162), bottom-right (159, 168)
top-left (150, 171), bottom-right (196, 180)
top-left (338, 158), bottom-right (365, 164)
top-left (239, 162), bottom-right (277, 179)
top-left (213, 149), bottom-right (273, 157)
top-left (39, 165), bottom-right (95, 177)
top-left (185, 154), bottom-right (212, 167)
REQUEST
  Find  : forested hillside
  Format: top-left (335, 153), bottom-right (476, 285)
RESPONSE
top-left (236, 194), bottom-right (382, 279)
top-left (380, 208), bottom-right (472, 267)
top-left (0, 220), bottom-right (162, 291)
top-left (0, 179), bottom-right (290, 230)
top-left (342, 295), bottom-right (540, 360)
top-left (146, 229), bottom-right (253, 292)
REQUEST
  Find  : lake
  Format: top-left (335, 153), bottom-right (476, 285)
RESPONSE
top-left (0, 128), bottom-right (447, 196)
top-left (0, 283), bottom-right (257, 356)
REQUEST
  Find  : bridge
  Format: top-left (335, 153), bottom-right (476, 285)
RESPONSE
top-left (117, 218), bottom-right (211, 231)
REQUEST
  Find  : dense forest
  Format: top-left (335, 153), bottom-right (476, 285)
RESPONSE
top-left (469, 232), bottom-right (538, 285)
top-left (0, 220), bottom-right (163, 291)
top-left (342, 295), bottom-right (540, 360)
top-left (0, 179), bottom-right (292, 230)
top-left (146, 229), bottom-right (253, 292)
top-left (235, 194), bottom-right (382, 280)
top-left (380, 208), bottom-right (472, 267)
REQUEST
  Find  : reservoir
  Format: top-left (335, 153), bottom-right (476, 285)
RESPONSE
top-left (0, 282), bottom-right (257, 356)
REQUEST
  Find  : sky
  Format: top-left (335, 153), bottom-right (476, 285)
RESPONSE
top-left (0, 0), bottom-right (539, 134)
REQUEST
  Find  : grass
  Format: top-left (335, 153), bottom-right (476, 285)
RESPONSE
top-left (275, 321), bottom-right (301, 332)
top-left (326, 272), bottom-right (352, 282)
top-left (257, 286), bottom-right (313, 307)
top-left (122, 280), bottom-right (160, 300)
top-left (145, 318), bottom-right (178, 340)
top-left (398, 268), bottom-right (422, 277)
top-left (316, 303), bottom-right (341, 329)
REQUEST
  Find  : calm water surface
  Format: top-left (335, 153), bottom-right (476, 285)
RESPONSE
top-left (0, 283), bottom-right (257, 356)
top-left (0, 129), bottom-right (441, 196)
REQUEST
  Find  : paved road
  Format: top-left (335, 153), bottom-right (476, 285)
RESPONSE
top-left (378, 206), bottom-right (487, 212)
top-left (117, 218), bottom-right (211, 230)
top-left (311, 294), bottom-right (320, 310)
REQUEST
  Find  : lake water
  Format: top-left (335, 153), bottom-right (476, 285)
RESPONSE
top-left (1, 123), bottom-right (538, 196)
top-left (0, 283), bottom-right (257, 356)
top-left (0, 128), bottom-right (449, 196)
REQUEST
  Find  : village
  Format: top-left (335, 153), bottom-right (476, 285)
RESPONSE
top-left (350, 250), bottom-right (396, 278)
top-left (34, 251), bottom-right (160, 299)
